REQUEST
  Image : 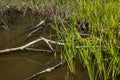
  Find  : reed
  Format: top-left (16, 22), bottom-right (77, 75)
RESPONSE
top-left (53, 0), bottom-right (120, 80)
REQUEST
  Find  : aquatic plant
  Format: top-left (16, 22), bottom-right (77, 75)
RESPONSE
top-left (53, 0), bottom-right (120, 80)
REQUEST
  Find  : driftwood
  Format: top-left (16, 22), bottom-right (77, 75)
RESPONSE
top-left (24, 61), bottom-right (65, 80)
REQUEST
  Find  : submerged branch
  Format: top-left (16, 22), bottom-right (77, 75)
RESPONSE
top-left (24, 61), bottom-right (65, 80)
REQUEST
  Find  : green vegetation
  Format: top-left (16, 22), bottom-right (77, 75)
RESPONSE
top-left (0, 0), bottom-right (120, 80)
top-left (53, 0), bottom-right (120, 80)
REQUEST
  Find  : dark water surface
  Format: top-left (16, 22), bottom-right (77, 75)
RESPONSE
top-left (0, 12), bottom-right (88, 80)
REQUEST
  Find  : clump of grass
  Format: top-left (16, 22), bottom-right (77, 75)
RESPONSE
top-left (53, 0), bottom-right (120, 80)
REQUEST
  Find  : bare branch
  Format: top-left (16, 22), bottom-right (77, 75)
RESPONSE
top-left (24, 61), bottom-right (65, 80)
top-left (41, 37), bottom-right (65, 46)
top-left (27, 20), bottom-right (45, 38)
top-left (0, 36), bottom-right (63, 54)
top-left (41, 37), bottom-right (54, 52)
top-left (0, 38), bottom-right (42, 54)
top-left (0, 36), bottom-right (102, 54)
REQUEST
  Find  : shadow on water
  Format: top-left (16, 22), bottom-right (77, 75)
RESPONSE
top-left (0, 10), bottom-right (89, 80)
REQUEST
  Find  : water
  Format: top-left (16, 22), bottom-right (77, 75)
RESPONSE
top-left (0, 11), bottom-right (88, 80)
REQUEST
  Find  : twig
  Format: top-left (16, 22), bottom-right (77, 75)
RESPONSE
top-left (24, 61), bottom-right (65, 80)
top-left (41, 37), bottom-right (54, 52)
top-left (41, 37), bottom-right (65, 46)
top-left (27, 20), bottom-right (45, 38)
top-left (27, 26), bottom-right (42, 38)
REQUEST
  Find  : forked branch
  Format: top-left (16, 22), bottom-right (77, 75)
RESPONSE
top-left (0, 36), bottom-right (102, 54)
top-left (0, 36), bottom-right (64, 54)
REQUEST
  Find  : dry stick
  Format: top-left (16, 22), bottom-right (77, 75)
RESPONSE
top-left (0, 37), bottom-right (58, 54)
top-left (27, 20), bottom-right (45, 38)
top-left (27, 26), bottom-right (42, 38)
top-left (0, 37), bottom-right (60, 54)
top-left (24, 61), bottom-right (65, 80)
top-left (0, 36), bottom-right (64, 54)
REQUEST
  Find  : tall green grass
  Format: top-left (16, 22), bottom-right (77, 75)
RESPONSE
top-left (53, 0), bottom-right (120, 80)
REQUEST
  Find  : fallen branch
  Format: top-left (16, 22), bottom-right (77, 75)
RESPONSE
top-left (0, 38), bottom-right (42, 54)
top-left (0, 36), bottom-right (103, 54)
top-left (0, 36), bottom-right (64, 54)
top-left (24, 61), bottom-right (65, 80)
top-left (27, 20), bottom-right (45, 38)
top-left (0, 36), bottom-right (65, 54)
top-left (0, 37), bottom-right (53, 54)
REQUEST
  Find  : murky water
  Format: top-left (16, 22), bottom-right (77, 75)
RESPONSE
top-left (0, 11), bottom-right (88, 80)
